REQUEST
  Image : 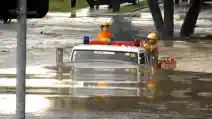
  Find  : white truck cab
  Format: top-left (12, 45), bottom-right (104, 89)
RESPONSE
top-left (69, 44), bottom-right (153, 66)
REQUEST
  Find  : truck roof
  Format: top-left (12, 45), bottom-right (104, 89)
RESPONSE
top-left (72, 44), bottom-right (146, 52)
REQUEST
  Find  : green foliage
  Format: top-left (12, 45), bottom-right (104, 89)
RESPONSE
top-left (107, 0), bottom-right (147, 13)
top-left (119, 0), bottom-right (147, 13)
top-left (49, 0), bottom-right (88, 12)
top-left (48, 0), bottom-right (147, 13)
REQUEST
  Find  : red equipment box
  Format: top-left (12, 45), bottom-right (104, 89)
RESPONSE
top-left (157, 57), bottom-right (176, 69)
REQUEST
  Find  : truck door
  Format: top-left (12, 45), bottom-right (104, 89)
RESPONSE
top-left (147, 53), bottom-right (154, 66)
top-left (145, 52), bottom-right (151, 66)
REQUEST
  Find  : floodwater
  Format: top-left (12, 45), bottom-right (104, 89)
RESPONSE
top-left (0, 13), bottom-right (212, 118)
top-left (0, 67), bottom-right (212, 119)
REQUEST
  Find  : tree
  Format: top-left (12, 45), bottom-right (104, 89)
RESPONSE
top-left (148, 0), bottom-right (205, 39)
top-left (147, 0), bottom-right (174, 40)
top-left (175, 0), bottom-right (180, 4)
top-left (147, 0), bottom-right (165, 39)
top-left (180, 0), bottom-right (205, 37)
top-left (70, 0), bottom-right (76, 8)
top-left (164, 0), bottom-right (174, 39)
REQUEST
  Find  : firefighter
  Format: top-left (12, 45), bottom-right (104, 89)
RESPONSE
top-left (143, 32), bottom-right (159, 60)
top-left (96, 22), bottom-right (112, 42)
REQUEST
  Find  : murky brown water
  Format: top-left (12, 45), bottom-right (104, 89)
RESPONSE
top-left (1, 13), bottom-right (212, 118)
top-left (0, 66), bottom-right (211, 118)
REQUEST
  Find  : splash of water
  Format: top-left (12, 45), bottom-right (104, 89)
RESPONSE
top-left (110, 16), bottom-right (139, 41)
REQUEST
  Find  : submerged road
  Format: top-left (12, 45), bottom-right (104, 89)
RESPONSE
top-left (0, 13), bottom-right (212, 118)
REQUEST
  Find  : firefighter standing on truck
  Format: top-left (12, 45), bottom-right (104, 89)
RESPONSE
top-left (143, 32), bottom-right (159, 60)
top-left (96, 22), bottom-right (112, 42)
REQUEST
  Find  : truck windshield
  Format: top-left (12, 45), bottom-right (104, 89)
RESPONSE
top-left (71, 50), bottom-right (138, 64)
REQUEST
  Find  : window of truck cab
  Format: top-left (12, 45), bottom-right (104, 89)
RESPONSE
top-left (139, 50), bottom-right (148, 65)
top-left (71, 49), bottom-right (138, 64)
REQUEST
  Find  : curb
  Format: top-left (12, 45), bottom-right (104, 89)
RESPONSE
top-left (139, 13), bottom-right (185, 20)
top-left (132, 1), bottom-right (163, 12)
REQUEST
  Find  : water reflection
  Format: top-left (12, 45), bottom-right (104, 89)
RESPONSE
top-left (0, 66), bottom-right (211, 118)
top-left (0, 94), bottom-right (50, 114)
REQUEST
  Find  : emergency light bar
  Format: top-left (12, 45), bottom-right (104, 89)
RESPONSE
top-left (83, 36), bottom-right (141, 47)
top-left (83, 36), bottom-right (89, 44)
top-left (111, 40), bottom-right (140, 46)
top-left (89, 40), bottom-right (108, 45)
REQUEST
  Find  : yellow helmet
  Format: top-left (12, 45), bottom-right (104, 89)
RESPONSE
top-left (100, 22), bottom-right (110, 27)
top-left (147, 32), bottom-right (157, 40)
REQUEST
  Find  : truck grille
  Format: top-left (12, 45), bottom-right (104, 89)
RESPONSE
top-left (70, 87), bottom-right (139, 97)
top-left (71, 68), bottom-right (138, 82)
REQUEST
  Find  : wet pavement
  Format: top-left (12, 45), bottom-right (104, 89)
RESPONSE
top-left (0, 13), bottom-right (212, 118)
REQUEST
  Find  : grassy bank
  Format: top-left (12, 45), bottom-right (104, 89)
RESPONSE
top-left (49, 0), bottom-right (88, 12)
top-left (48, 0), bottom-right (147, 13)
top-left (107, 0), bottom-right (147, 13)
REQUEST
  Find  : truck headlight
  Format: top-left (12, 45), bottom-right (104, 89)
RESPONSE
top-left (124, 68), bottom-right (136, 73)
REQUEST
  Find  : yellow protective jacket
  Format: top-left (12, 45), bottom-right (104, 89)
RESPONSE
top-left (96, 31), bottom-right (112, 42)
top-left (143, 43), bottom-right (159, 58)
